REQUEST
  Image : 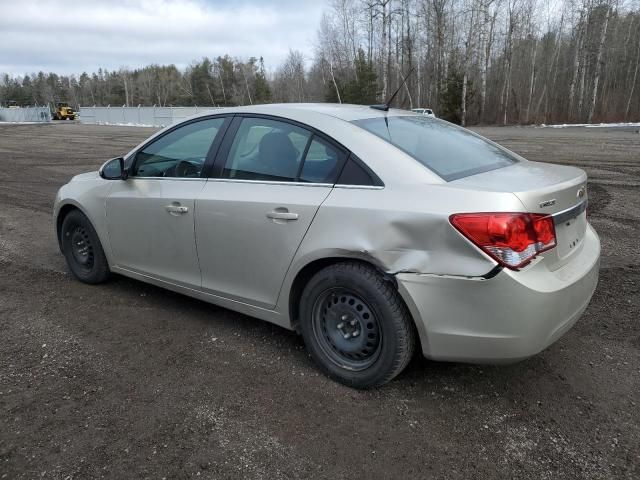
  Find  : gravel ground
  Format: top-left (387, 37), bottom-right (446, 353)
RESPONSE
top-left (0, 122), bottom-right (638, 479)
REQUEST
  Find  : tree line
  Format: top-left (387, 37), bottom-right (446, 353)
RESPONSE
top-left (308, 0), bottom-right (640, 124)
top-left (0, 56), bottom-right (272, 111)
top-left (1, 0), bottom-right (639, 125)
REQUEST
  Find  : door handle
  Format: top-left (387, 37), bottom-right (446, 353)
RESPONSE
top-left (266, 210), bottom-right (299, 221)
top-left (165, 205), bottom-right (189, 214)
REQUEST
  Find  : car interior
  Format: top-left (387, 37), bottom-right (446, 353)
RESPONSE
top-left (131, 117), bottom-right (342, 183)
top-left (224, 122), bottom-right (340, 183)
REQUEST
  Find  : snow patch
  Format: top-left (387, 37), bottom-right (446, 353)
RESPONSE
top-left (0, 121), bottom-right (50, 125)
top-left (95, 121), bottom-right (158, 127)
top-left (542, 122), bottom-right (640, 128)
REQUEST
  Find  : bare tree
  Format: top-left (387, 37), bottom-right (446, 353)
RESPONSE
top-left (625, 19), bottom-right (640, 120)
top-left (4, 0), bottom-right (640, 124)
top-left (587, 2), bottom-right (612, 123)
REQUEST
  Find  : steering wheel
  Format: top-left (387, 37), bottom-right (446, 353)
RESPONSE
top-left (174, 160), bottom-right (200, 178)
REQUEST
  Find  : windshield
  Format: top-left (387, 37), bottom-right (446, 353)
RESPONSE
top-left (352, 116), bottom-right (518, 181)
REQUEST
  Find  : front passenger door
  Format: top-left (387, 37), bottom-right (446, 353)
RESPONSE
top-left (106, 117), bottom-right (229, 287)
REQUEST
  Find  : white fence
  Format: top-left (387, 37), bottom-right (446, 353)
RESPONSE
top-left (0, 107), bottom-right (51, 123)
top-left (79, 106), bottom-right (221, 127)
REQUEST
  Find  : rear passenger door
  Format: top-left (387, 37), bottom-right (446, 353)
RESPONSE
top-left (196, 115), bottom-right (347, 308)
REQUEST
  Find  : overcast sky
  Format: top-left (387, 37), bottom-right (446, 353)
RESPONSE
top-left (0, 0), bottom-right (325, 77)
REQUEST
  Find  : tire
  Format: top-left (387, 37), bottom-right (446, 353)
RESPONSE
top-left (60, 209), bottom-right (110, 284)
top-left (299, 262), bottom-right (416, 388)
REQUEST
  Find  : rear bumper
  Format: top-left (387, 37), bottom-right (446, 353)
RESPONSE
top-left (397, 224), bottom-right (600, 363)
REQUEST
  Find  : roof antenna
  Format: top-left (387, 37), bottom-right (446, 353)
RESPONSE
top-left (370, 67), bottom-right (415, 112)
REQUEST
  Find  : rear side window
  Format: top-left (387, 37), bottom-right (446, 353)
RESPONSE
top-left (352, 116), bottom-right (518, 181)
top-left (222, 118), bottom-right (310, 182)
top-left (299, 137), bottom-right (345, 184)
top-left (337, 156), bottom-right (383, 186)
top-left (221, 117), bottom-right (346, 184)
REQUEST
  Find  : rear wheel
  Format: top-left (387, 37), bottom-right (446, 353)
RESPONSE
top-left (299, 262), bottom-right (416, 388)
top-left (61, 209), bottom-right (110, 284)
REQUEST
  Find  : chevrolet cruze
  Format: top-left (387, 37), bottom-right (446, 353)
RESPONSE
top-left (54, 104), bottom-right (600, 387)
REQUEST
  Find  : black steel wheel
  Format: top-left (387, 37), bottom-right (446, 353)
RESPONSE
top-left (60, 209), bottom-right (110, 284)
top-left (299, 261), bottom-right (416, 388)
top-left (69, 224), bottom-right (95, 274)
top-left (312, 288), bottom-right (382, 371)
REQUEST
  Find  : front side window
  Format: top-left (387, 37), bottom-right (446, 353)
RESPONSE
top-left (132, 118), bottom-right (225, 178)
top-left (222, 118), bottom-right (311, 182)
top-left (352, 116), bottom-right (518, 181)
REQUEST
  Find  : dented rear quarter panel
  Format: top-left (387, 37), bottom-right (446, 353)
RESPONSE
top-left (278, 181), bottom-right (527, 317)
top-left (298, 183), bottom-right (524, 276)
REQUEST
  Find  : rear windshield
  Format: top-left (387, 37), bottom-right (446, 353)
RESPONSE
top-left (351, 116), bottom-right (518, 181)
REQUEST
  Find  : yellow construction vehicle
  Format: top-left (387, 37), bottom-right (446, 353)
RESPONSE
top-left (51, 102), bottom-right (76, 120)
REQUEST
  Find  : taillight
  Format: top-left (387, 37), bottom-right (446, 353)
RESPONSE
top-left (449, 213), bottom-right (557, 269)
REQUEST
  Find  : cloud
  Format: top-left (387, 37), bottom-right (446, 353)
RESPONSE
top-left (0, 0), bottom-right (324, 76)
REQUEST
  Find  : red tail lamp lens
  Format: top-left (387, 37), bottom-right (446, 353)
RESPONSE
top-left (450, 213), bottom-right (557, 269)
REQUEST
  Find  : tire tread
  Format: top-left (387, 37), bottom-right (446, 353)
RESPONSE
top-left (61, 209), bottom-right (110, 284)
top-left (300, 261), bottom-right (416, 388)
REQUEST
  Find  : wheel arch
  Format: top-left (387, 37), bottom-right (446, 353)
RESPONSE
top-left (287, 255), bottom-right (399, 332)
top-left (287, 255), bottom-right (430, 356)
top-left (55, 201), bottom-right (93, 252)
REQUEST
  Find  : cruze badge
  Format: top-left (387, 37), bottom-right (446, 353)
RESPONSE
top-left (577, 186), bottom-right (586, 199)
top-left (539, 199), bottom-right (556, 208)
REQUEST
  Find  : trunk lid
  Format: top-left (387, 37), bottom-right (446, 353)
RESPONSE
top-left (451, 161), bottom-right (588, 270)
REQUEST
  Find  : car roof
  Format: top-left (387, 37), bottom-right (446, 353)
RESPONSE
top-left (189, 103), bottom-right (417, 123)
top-left (130, 103), bottom-right (444, 186)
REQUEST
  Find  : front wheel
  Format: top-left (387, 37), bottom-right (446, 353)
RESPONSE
top-left (299, 262), bottom-right (416, 388)
top-left (61, 209), bottom-right (110, 284)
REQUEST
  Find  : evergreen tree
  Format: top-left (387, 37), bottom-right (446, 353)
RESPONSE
top-left (189, 58), bottom-right (217, 106)
top-left (439, 65), bottom-right (474, 124)
top-left (325, 48), bottom-right (378, 105)
top-left (344, 49), bottom-right (378, 104)
top-left (253, 57), bottom-right (272, 104)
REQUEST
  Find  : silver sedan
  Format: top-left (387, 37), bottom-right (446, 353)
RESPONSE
top-left (54, 104), bottom-right (600, 387)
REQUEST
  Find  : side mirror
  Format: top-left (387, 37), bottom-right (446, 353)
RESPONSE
top-left (99, 157), bottom-right (128, 180)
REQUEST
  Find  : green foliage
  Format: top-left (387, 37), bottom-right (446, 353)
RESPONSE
top-left (324, 81), bottom-right (340, 103)
top-left (0, 55), bottom-right (272, 108)
top-left (189, 58), bottom-right (217, 106)
top-left (215, 55), bottom-right (236, 106)
top-left (439, 65), bottom-right (474, 124)
top-left (346, 49), bottom-right (379, 104)
top-left (253, 57), bottom-right (272, 104)
top-left (325, 48), bottom-right (378, 105)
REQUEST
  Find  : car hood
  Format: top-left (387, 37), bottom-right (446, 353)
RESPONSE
top-left (70, 171), bottom-right (100, 182)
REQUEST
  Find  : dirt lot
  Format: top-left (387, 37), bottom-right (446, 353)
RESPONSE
top-left (0, 122), bottom-right (638, 479)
